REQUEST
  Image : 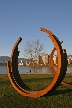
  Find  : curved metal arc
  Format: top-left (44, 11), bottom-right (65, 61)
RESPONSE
top-left (49, 43), bottom-right (72, 87)
top-left (6, 28), bottom-right (68, 98)
top-left (7, 37), bottom-right (32, 94)
top-left (48, 36), bottom-right (66, 90)
top-left (10, 37), bottom-right (22, 67)
top-left (40, 27), bottom-right (68, 90)
top-left (40, 27), bottom-right (54, 36)
top-left (49, 41), bottom-right (63, 74)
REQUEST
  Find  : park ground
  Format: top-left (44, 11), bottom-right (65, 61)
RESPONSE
top-left (0, 73), bottom-right (72, 108)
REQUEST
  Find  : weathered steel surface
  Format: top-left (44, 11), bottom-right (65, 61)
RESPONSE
top-left (6, 27), bottom-right (70, 98)
top-left (40, 28), bottom-right (67, 91)
top-left (49, 42), bottom-right (72, 87)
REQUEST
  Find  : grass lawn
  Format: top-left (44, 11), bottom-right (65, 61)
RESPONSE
top-left (0, 73), bottom-right (72, 108)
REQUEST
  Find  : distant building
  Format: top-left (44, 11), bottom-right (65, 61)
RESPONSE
top-left (26, 60), bottom-right (30, 66)
top-left (26, 60), bottom-right (34, 66)
top-left (42, 54), bottom-right (50, 65)
top-left (53, 55), bottom-right (57, 64)
top-left (18, 60), bottom-right (23, 66)
top-left (36, 55), bottom-right (43, 65)
top-left (67, 56), bottom-right (72, 64)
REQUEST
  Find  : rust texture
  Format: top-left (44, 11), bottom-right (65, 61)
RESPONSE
top-left (49, 42), bottom-right (72, 87)
top-left (6, 27), bottom-right (71, 98)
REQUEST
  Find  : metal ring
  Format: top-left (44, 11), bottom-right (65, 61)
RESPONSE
top-left (6, 28), bottom-right (67, 98)
top-left (49, 42), bottom-right (72, 88)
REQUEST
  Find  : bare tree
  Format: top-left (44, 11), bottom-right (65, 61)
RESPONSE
top-left (24, 39), bottom-right (44, 73)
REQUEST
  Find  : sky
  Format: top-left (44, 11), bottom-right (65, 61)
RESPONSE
top-left (0, 0), bottom-right (72, 58)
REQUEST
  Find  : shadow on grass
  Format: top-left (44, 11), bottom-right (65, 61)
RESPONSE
top-left (22, 77), bottom-right (53, 83)
top-left (44, 89), bottom-right (72, 97)
top-left (64, 75), bottom-right (72, 79)
top-left (0, 76), bottom-right (53, 82)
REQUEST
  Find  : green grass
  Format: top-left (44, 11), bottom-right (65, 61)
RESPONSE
top-left (67, 64), bottom-right (72, 67)
top-left (0, 73), bottom-right (72, 108)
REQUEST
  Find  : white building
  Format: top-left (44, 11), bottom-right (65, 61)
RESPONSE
top-left (42, 54), bottom-right (49, 65)
top-left (18, 60), bottom-right (23, 66)
top-left (36, 55), bottom-right (42, 65)
top-left (67, 56), bottom-right (72, 64)
top-left (53, 55), bottom-right (57, 64)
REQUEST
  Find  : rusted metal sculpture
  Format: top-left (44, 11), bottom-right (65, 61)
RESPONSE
top-left (49, 42), bottom-right (72, 87)
top-left (6, 27), bottom-right (70, 98)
